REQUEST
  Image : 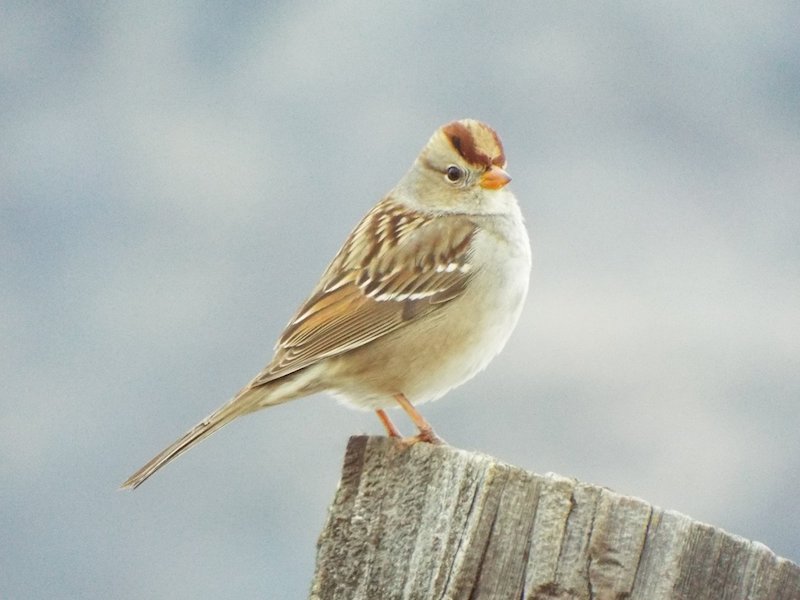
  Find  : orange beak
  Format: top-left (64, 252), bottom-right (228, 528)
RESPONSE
top-left (479, 166), bottom-right (511, 190)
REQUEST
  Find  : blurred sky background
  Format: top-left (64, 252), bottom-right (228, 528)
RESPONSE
top-left (2, 2), bottom-right (799, 598)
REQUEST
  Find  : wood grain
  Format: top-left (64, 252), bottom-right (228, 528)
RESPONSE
top-left (309, 436), bottom-right (800, 599)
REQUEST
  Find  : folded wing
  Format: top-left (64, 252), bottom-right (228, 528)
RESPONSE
top-left (250, 199), bottom-right (478, 385)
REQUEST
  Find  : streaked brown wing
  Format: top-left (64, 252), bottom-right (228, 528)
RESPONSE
top-left (250, 200), bottom-right (478, 385)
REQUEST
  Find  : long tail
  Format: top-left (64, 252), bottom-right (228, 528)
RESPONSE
top-left (120, 384), bottom-right (271, 490)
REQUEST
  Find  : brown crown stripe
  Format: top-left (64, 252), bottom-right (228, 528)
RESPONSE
top-left (487, 126), bottom-right (506, 167)
top-left (441, 121), bottom-right (506, 168)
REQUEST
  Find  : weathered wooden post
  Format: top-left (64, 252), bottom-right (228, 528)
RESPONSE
top-left (310, 436), bottom-right (800, 599)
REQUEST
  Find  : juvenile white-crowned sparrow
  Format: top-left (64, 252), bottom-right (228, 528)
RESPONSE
top-left (121, 119), bottom-right (531, 489)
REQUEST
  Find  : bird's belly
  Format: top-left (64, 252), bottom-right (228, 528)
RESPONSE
top-left (327, 238), bottom-right (530, 410)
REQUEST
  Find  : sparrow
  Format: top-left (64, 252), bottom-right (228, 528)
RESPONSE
top-left (121, 119), bottom-right (531, 489)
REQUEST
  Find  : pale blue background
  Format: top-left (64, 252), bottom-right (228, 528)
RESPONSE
top-left (2, 2), bottom-right (799, 598)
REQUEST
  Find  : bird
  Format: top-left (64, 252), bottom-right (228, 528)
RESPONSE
top-left (121, 119), bottom-right (531, 489)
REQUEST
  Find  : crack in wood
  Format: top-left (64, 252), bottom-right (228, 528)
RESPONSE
top-left (310, 437), bottom-right (800, 600)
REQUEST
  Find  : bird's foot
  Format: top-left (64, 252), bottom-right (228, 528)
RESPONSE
top-left (401, 426), bottom-right (446, 446)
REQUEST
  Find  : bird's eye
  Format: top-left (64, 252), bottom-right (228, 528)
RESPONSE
top-left (445, 165), bottom-right (463, 183)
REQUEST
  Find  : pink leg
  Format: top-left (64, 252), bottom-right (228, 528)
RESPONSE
top-left (375, 409), bottom-right (402, 438)
top-left (393, 393), bottom-right (445, 445)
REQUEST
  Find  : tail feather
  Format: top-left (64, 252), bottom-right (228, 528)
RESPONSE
top-left (120, 386), bottom-right (266, 490)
